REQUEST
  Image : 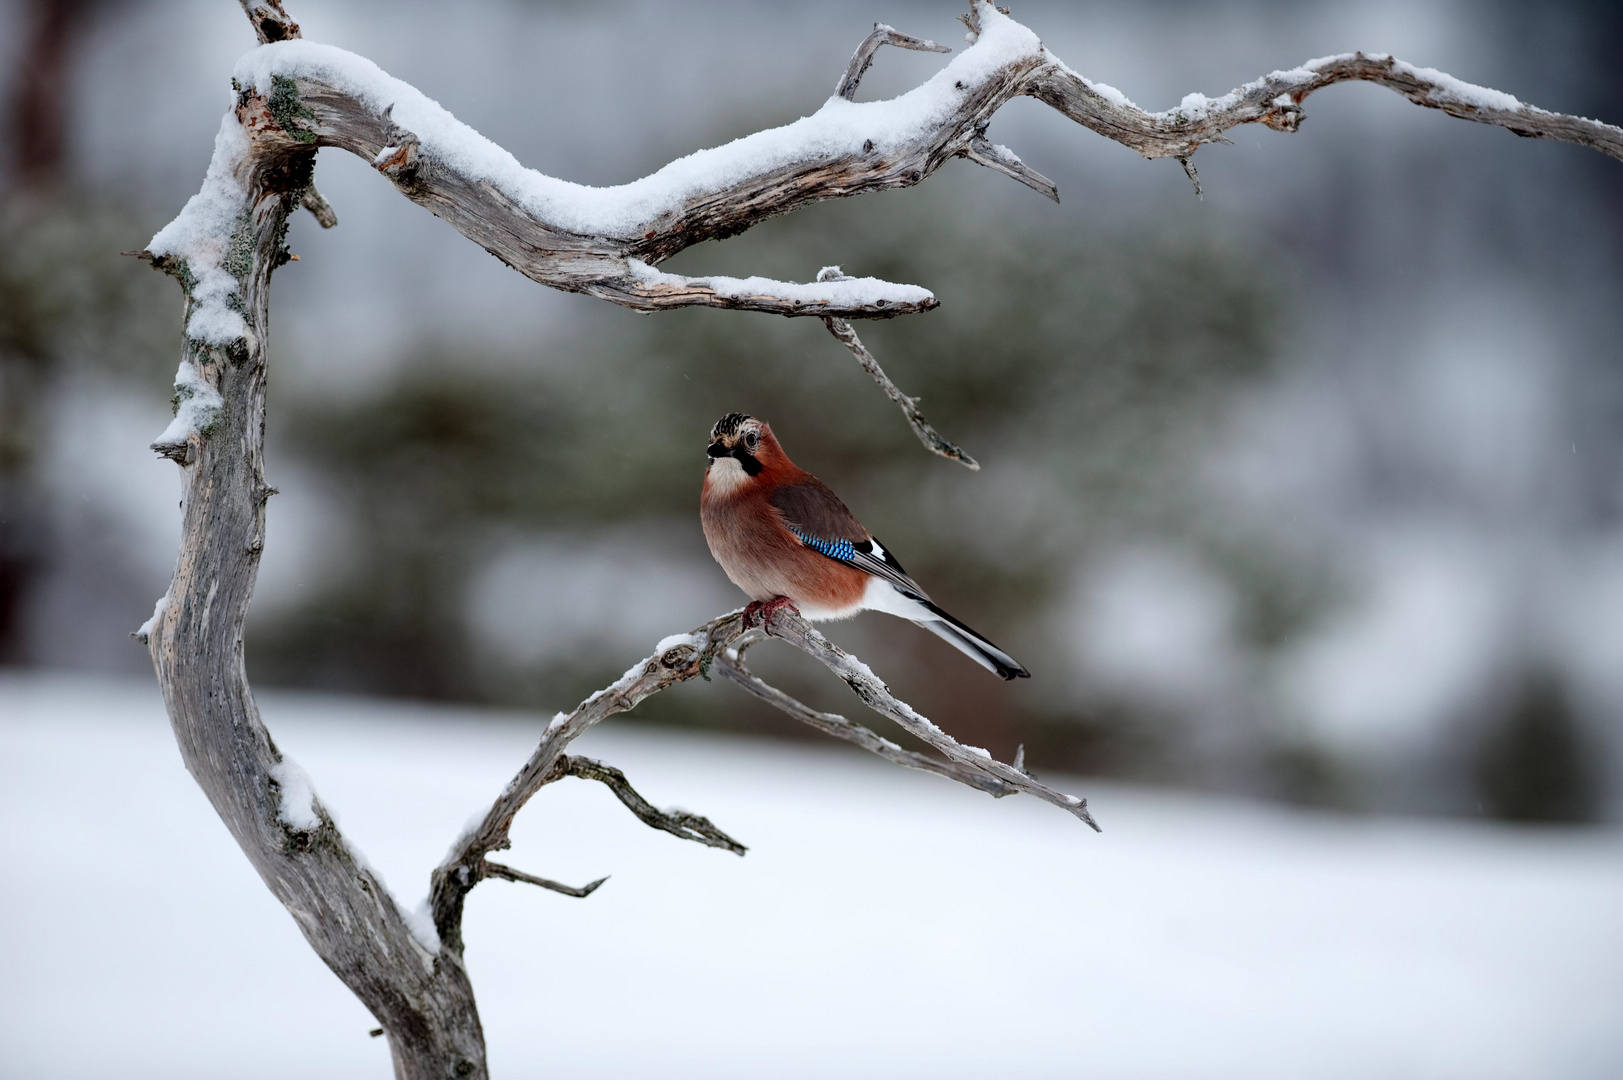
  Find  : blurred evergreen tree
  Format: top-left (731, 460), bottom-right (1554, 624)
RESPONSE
top-left (1474, 670), bottom-right (1602, 824)
top-left (251, 189), bottom-right (1288, 778)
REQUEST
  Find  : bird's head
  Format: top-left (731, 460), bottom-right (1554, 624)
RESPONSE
top-left (705, 412), bottom-right (781, 489)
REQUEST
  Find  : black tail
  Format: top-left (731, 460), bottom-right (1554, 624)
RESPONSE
top-left (917, 600), bottom-right (1030, 681)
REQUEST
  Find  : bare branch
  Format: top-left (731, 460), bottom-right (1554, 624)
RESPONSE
top-left (818, 268), bottom-right (979, 470)
top-left (836, 23), bottom-right (951, 102)
top-left (1178, 157), bottom-right (1202, 199)
top-left (759, 609), bottom-right (1102, 832)
top-left (711, 645), bottom-right (1015, 797)
top-left (1031, 50), bottom-right (1623, 165)
top-left (433, 603), bottom-right (1098, 947)
top-left (431, 614), bottom-right (750, 949)
top-left (559, 754), bottom-right (748, 855)
top-left (483, 861), bottom-right (607, 899)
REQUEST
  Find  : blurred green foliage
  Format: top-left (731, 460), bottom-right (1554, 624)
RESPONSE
top-left (0, 196), bottom-right (174, 660)
top-left (1474, 670), bottom-right (1602, 823)
top-left (249, 187), bottom-right (1289, 772)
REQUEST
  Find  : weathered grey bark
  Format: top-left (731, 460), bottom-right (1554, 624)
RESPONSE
top-left (134, 2), bottom-right (1621, 1077)
top-left (137, 29), bottom-right (486, 1080)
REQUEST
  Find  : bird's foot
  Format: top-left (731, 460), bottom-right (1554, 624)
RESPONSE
top-left (744, 596), bottom-right (800, 628)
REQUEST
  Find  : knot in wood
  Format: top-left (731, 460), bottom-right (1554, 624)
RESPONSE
top-left (660, 643), bottom-right (699, 670)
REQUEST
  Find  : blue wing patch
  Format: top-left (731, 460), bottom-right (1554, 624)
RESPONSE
top-left (785, 526), bottom-right (930, 600)
top-left (787, 526), bottom-right (855, 563)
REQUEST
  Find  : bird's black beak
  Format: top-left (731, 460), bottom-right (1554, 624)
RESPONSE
top-left (706, 440), bottom-right (729, 459)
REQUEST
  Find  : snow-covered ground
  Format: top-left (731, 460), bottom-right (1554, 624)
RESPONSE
top-left (2, 672), bottom-right (1620, 1079)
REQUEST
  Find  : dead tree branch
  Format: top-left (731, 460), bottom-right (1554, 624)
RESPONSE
top-left (134, 2), bottom-right (1615, 1075)
top-left (431, 605), bottom-right (1088, 955)
top-left (558, 754), bottom-right (748, 856)
top-left (759, 611), bottom-right (1100, 831)
top-left (835, 23), bottom-right (951, 101)
top-left (1032, 49), bottom-right (1623, 166)
top-left (483, 861), bottom-right (607, 898)
top-left (818, 266), bottom-right (980, 469)
top-left (139, 3), bottom-right (1619, 333)
top-left (710, 638), bottom-right (1015, 797)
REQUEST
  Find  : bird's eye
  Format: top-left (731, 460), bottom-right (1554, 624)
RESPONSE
top-left (744, 431), bottom-right (759, 450)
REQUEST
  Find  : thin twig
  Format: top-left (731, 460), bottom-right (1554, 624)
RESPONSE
top-left (484, 860), bottom-right (608, 898)
top-left (818, 268), bottom-right (979, 470)
top-left (559, 755), bottom-right (747, 855)
top-left (711, 648), bottom-right (1014, 797)
top-left (760, 609), bottom-right (1102, 831)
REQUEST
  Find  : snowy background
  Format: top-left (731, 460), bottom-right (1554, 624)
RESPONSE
top-left (2, 0), bottom-right (1622, 1075)
top-left (5, 672), bottom-right (1622, 1078)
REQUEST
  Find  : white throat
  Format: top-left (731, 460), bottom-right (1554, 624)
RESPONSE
top-left (706, 455), bottom-right (750, 497)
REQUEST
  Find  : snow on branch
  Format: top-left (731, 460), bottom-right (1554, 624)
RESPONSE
top-left (137, 1), bottom-right (1616, 338)
top-left (1034, 50), bottom-right (1623, 168)
top-left (133, 1), bottom-right (1622, 472)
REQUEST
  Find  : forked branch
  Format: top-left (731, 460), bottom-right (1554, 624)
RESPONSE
top-left (432, 606), bottom-right (1090, 949)
top-left (139, 2), bottom-right (1618, 356)
top-left (836, 23), bottom-right (951, 101)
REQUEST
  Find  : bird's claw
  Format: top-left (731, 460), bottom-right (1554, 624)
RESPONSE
top-left (744, 596), bottom-right (800, 628)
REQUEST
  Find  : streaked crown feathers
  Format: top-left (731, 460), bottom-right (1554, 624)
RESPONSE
top-left (710, 412), bottom-right (754, 440)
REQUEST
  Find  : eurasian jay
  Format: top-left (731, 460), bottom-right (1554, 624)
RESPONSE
top-left (700, 412), bottom-right (1030, 680)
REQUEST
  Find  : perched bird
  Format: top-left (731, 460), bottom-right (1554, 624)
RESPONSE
top-left (700, 412), bottom-right (1029, 680)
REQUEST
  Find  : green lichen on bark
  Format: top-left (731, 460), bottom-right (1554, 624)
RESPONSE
top-left (224, 211), bottom-right (256, 278)
top-left (268, 74), bottom-right (316, 143)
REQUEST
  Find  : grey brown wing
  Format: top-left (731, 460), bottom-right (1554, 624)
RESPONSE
top-left (770, 479), bottom-right (930, 600)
